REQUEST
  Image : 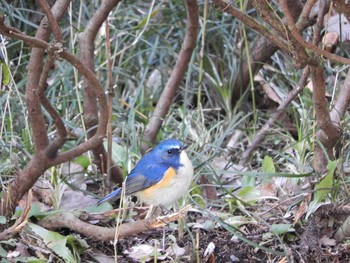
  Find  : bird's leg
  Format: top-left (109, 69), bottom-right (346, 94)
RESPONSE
top-left (145, 205), bottom-right (155, 218)
top-left (145, 205), bottom-right (161, 218)
top-left (174, 202), bottom-right (186, 239)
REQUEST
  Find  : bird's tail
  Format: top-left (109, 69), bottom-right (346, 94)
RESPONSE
top-left (97, 188), bottom-right (122, 206)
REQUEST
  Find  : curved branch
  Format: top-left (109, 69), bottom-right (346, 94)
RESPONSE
top-left (0, 0), bottom-right (71, 217)
top-left (37, 0), bottom-right (63, 43)
top-left (38, 56), bottom-right (68, 158)
top-left (298, 0), bottom-right (318, 24)
top-left (141, 0), bottom-right (199, 152)
top-left (38, 206), bottom-right (191, 241)
top-left (78, 0), bottom-right (123, 185)
top-left (0, 27), bottom-right (110, 164)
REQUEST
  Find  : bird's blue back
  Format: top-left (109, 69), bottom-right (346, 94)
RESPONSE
top-left (97, 139), bottom-right (185, 205)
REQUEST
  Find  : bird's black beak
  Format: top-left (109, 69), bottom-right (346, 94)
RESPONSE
top-left (181, 144), bottom-right (189, 151)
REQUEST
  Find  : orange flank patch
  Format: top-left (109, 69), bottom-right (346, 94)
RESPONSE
top-left (141, 167), bottom-right (176, 197)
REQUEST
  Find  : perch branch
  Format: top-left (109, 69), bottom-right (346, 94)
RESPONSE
top-left (141, 0), bottom-right (199, 152)
top-left (38, 205), bottom-right (191, 241)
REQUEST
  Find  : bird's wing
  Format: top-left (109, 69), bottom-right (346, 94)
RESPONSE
top-left (96, 172), bottom-right (153, 206)
top-left (124, 163), bottom-right (169, 194)
top-left (97, 158), bottom-right (169, 205)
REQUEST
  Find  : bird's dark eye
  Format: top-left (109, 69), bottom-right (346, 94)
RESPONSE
top-left (167, 149), bottom-right (173, 155)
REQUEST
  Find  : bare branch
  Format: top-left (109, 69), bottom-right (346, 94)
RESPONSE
top-left (78, 0), bottom-right (123, 185)
top-left (38, 205), bottom-right (191, 241)
top-left (314, 68), bottom-right (350, 172)
top-left (213, 0), bottom-right (289, 53)
top-left (36, 0), bottom-right (63, 43)
top-left (311, 65), bottom-right (340, 141)
top-left (280, 0), bottom-right (350, 65)
top-left (231, 0), bottom-right (305, 106)
top-left (141, 0), bottom-right (199, 151)
top-left (37, 56), bottom-right (68, 158)
top-left (298, 0), bottom-right (318, 25)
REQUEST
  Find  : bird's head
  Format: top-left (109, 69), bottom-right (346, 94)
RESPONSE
top-left (152, 138), bottom-right (188, 169)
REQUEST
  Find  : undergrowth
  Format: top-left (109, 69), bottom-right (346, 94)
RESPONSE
top-left (1, 0), bottom-right (350, 262)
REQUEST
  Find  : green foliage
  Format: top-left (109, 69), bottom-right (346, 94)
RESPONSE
top-left (0, 61), bottom-right (10, 86)
top-left (270, 223), bottom-right (295, 236)
top-left (306, 160), bottom-right (337, 219)
top-left (262, 155), bottom-right (276, 173)
top-left (26, 223), bottom-right (89, 263)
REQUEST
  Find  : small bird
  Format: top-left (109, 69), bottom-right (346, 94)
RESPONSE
top-left (97, 138), bottom-right (194, 207)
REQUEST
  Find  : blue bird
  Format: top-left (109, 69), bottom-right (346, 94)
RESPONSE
top-left (97, 138), bottom-right (194, 206)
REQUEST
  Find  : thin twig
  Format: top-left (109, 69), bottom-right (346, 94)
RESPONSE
top-left (239, 67), bottom-right (310, 166)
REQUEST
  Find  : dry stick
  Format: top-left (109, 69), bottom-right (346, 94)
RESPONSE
top-left (78, 0), bottom-right (123, 185)
top-left (239, 68), bottom-right (309, 166)
top-left (141, 0), bottom-right (199, 152)
top-left (38, 205), bottom-right (192, 241)
top-left (0, 190), bottom-right (33, 241)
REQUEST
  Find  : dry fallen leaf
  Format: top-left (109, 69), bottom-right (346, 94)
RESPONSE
top-left (293, 193), bottom-right (311, 225)
top-left (320, 236), bottom-right (336, 247)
